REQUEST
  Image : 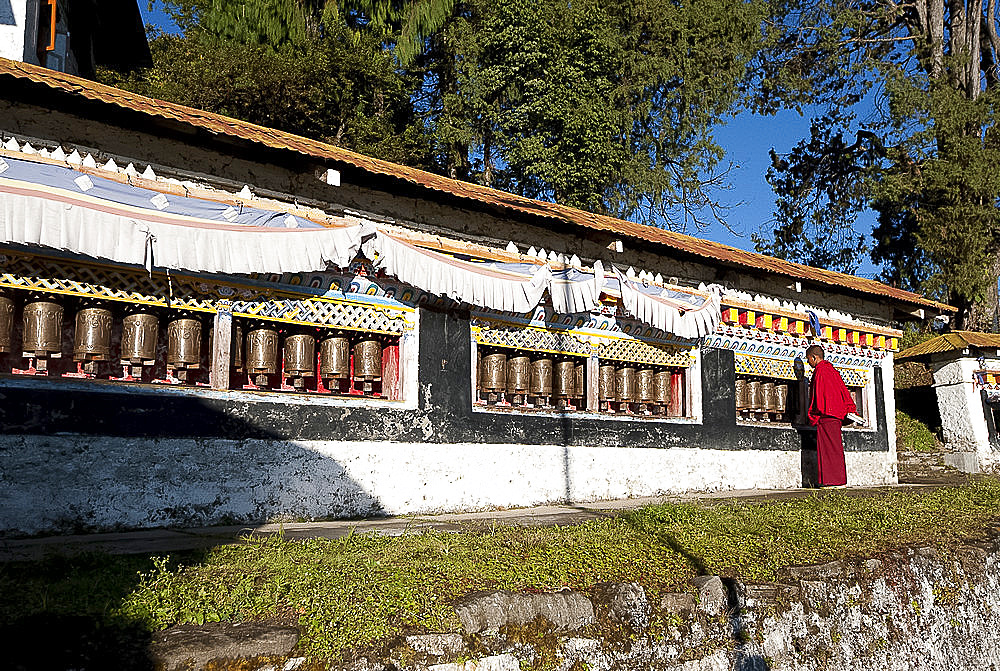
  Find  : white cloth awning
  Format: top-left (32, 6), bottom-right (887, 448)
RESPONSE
top-left (615, 268), bottom-right (721, 338)
top-left (0, 187), bottom-right (371, 274)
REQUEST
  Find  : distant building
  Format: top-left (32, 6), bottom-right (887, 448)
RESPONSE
top-left (0, 0), bottom-right (150, 77)
top-left (897, 331), bottom-right (1000, 473)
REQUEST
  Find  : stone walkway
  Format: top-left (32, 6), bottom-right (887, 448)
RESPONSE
top-left (0, 477), bottom-right (972, 562)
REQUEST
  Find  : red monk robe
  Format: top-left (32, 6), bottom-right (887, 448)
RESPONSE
top-left (807, 359), bottom-right (856, 486)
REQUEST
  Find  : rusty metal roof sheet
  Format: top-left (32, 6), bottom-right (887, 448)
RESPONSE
top-left (896, 331), bottom-right (1000, 360)
top-left (0, 57), bottom-right (953, 313)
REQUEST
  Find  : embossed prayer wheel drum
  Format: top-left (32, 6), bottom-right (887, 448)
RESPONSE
top-left (638, 368), bottom-right (656, 404)
top-left (319, 336), bottom-right (351, 382)
top-left (506, 355), bottom-right (532, 404)
top-left (22, 299), bottom-right (63, 372)
top-left (481, 352), bottom-right (508, 395)
top-left (774, 383), bottom-right (789, 413)
top-left (747, 380), bottom-right (764, 411)
top-left (735, 378), bottom-right (748, 411)
top-left (599, 363), bottom-right (617, 410)
top-left (353, 338), bottom-right (383, 395)
top-left (284, 334), bottom-right (316, 391)
top-left (246, 326), bottom-right (279, 387)
top-left (554, 360), bottom-right (576, 400)
top-left (615, 366), bottom-right (638, 405)
top-left (167, 318), bottom-right (202, 381)
top-left (655, 369), bottom-right (672, 414)
top-left (0, 293), bottom-right (14, 353)
top-left (762, 382), bottom-right (777, 413)
top-left (121, 312), bottom-right (159, 377)
top-left (530, 357), bottom-right (553, 404)
top-left (73, 307), bottom-right (113, 360)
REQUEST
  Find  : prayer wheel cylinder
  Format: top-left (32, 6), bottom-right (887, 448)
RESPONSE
top-left (599, 364), bottom-right (617, 403)
top-left (22, 299), bottom-right (63, 356)
top-left (506, 355), bottom-right (531, 403)
top-left (353, 339), bottom-right (383, 381)
top-left (775, 383), bottom-right (789, 413)
top-left (73, 307), bottom-right (113, 362)
top-left (554, 360), bottom-right (576, 400)
top-left (530, 357), bottom-right (553, 397)
top-left (283, 334), bottom-right (316, 377)
top-left (655, 370), bottom-right (672, 406)
top-left (574, 363), bottom-right (585, 400)
top-left (246, 327), bottom-right (279, 387)
top-left (121, 312), bottom-right (159, 373)
top-left (320, 336), bottom-right (351, 380)
top-left (735, 378), bottom-right (749, 410)
top-left (615, 366), bottom-right (637, 403)
top-left (0, 293), bottom-right (14, 353)
top-left (481, 352), bottom-right (508, 394)
top-left (762, 382), bottom-right (777, 412)
top-left (166, 318), bottom-right (202, 382)
top-left (747, 380), bottom-right (764, 411)
top-left (638, 368), bottom-right (656, 403)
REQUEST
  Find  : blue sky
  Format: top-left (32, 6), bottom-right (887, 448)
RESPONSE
top-left (138, 3), bottom-right (879, 277)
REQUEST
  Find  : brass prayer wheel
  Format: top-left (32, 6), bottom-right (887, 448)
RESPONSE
top-left (73, 307), bottom-right (113, 362)
top-left (735, 378), bottom-right (748, 410)
top-left (637, 368), bottom-right (656, 403)
top-left (284, 334), bottom-right (316, 376)
top-left (747, 380), bottom-right (764, 411)
top-left (655, 370), bottom-right (672, 405)
top-left (506, 355), bottom-right (531, 404)
top-left (599, 364), bottom-right (617, 405)
top-left (353, 339), bottom-right (383, 380)
top-left (246, 326), bottom-right (279, 387)
top-left (530, 357), bottom-right (553, 397)
top-left (319, 336), bottom-right (351, 380)
top-left (0, 293), bottom-right (14, 353)
top-left (121, 312), bottom-right (159, 366)
top-left (554, 360), bottom-right (576, 399)
top-left (22, 299), bottom-right (63, 372)
top-left (762, 382), bottom-right (777, 412)
top-left (167, 318), bottom-right (202, 381)
top-left (615, 366), bottom-right (638, 403)
top-left (481, 352), bottom-right (508, 394)
top-left (774, 383), bottom-right (789, 413)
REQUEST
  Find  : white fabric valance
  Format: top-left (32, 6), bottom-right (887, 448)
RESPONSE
top-left (0, 189), bottom-right (371, 274)
top-left (614, 268), bottom-right (721, 339)
top-left (365, 232), bottom-right (552, 314)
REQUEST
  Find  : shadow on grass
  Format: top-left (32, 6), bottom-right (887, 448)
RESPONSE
top-left (0, 550), bottom-right (208, 671)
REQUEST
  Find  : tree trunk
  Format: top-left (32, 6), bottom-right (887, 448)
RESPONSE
top-left (961, 251), bottom-right (1000, 331)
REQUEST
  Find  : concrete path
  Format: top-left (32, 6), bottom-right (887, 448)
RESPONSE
top-left (0, 479), bottom-right (967, 562)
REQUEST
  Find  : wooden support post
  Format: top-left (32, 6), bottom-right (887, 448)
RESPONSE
top-left (211, 302), bottom-right (232, 390)
top-left (586, 352), bottom-right (599, 412)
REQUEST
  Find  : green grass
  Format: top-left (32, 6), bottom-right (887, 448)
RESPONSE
top-left (4, 480), bottom-right (1000, 660)
top-left (897, 409), bottom-right (941, 452)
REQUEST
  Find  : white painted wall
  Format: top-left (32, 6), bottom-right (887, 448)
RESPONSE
top-left (0, 0), bottom-right (30, 62)
top-left (932, 357), bottom-right (995, 472)
top-left (0, 436), bottom-right (896, 536)
top-left (880, 354), bottom-right (899, 483)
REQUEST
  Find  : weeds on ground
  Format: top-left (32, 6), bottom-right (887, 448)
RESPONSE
top-left (896, 410), bottom-right (941, 453)
top-left (5, 479), bottom-right (1000, 660)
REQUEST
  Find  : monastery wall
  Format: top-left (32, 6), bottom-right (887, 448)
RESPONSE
top-left (0, 309), bottom-right (894, 536)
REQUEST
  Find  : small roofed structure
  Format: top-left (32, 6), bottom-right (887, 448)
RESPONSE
top-left (897, 331), bottom-right (1000, 473)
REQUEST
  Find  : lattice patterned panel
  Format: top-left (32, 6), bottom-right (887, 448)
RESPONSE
top-left (0, 250), bottom-right (411, 333)
top-left (734, 354), bottom-right (798, 380)
top-left (839, 367), bottom-right (870, 388)
top-left (597, 338), bottom-right (695, 367)
top-left (230, 298), bottom-right (409, 334)
top-left (473, 323), bottom-right (592, 356)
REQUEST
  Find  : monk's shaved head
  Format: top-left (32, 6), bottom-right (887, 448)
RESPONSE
top-left (806, 344), bottom-right (825, 360)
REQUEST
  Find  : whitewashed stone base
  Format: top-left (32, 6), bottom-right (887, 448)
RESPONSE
top-left (0, 437), bottom-right (897, 536)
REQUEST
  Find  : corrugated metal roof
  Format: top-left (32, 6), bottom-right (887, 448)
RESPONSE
top-left (0, 57), bottom-right (954, 313)
top-left (896, 331), bottom-right (1000, 360)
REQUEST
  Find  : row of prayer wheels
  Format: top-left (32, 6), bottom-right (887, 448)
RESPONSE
top-left (735, 377), bottom-right (790, 420)
top-left (0, 293), bottom-right (388, 393)
top-left (598, 363), bottom-right (674, 415)
top-left (478, 350), bottom-right (585, 408)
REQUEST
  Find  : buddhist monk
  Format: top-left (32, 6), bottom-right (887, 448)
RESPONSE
top-left (805, 344), bottom-right (856, 487)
